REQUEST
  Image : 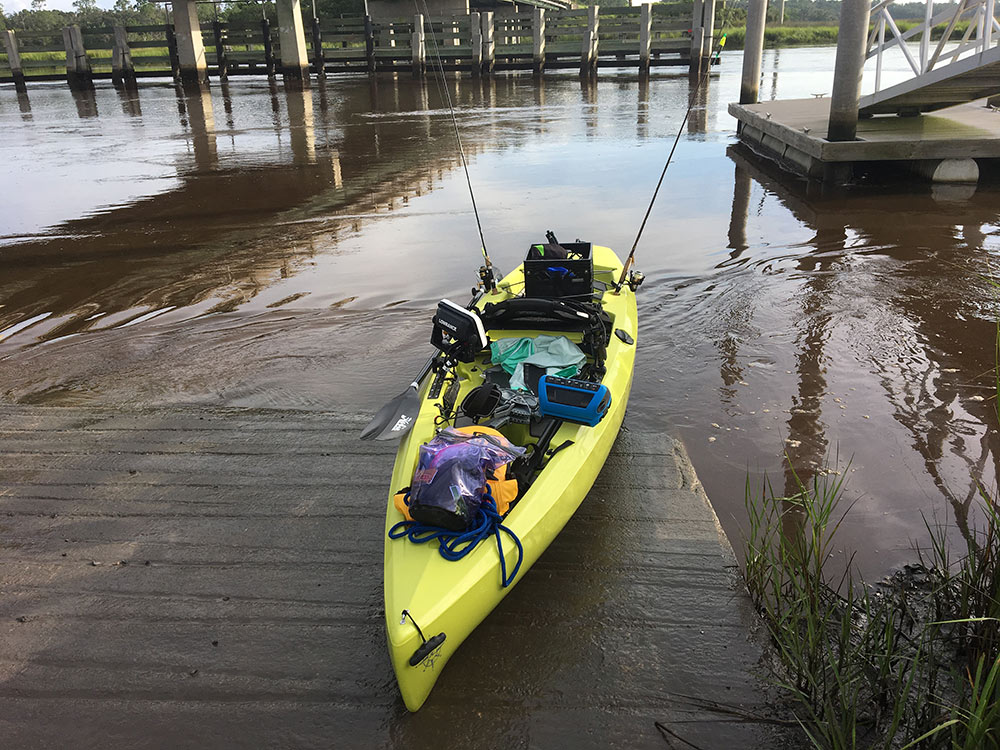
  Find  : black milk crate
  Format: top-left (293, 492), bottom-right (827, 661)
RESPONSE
top-left (523, 241), bottom-right (593, 299)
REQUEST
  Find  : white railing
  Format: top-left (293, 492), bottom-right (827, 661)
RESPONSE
top-left (866, 0), bottom-right (1000, 92)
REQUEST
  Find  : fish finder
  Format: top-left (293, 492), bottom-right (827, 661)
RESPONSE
top-left (537, 375), bottom-right (611, 427)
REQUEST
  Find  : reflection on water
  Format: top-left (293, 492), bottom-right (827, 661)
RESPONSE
top-left (1, 49), bottom-right (1000, 582)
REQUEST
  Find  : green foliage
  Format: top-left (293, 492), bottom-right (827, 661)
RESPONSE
top-left (744, 469), bottom-right (1000, 748)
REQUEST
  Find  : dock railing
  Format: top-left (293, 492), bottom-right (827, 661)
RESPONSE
top-left (867, 0), bottom-right (1000, 92)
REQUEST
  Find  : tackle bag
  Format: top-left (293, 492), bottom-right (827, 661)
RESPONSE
top-left (394, 426), bottom-right (523, 531)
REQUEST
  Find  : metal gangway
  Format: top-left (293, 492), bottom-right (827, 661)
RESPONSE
top-left (860, 0), bottom-right (1000, 115)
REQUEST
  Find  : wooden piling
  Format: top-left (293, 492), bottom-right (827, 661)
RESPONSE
top-left (580, 5), bottom-right (598, 77)
top-left (261, 17), bottom-right (275, 78)
top-left (532, 8), bottom-right (545, 77)
top-left (702, 0), bottom-right (716, 64)
top-left (482, 12), bottom-right (495, 76)
top-left (63, 25), bottom-right (94, 90)
top-left (639, 4), bottom-right (651, 76)
top-left (112, 25), bottom-right (137, 87)
top-left (412, 14), bottom-right (425, 78)
top-left (471, 11), bottom-right (482, 76)
top-left (364, 14), bottom-right (375, 74)
top-left (3, 29), bottom-right (27, 93)
top-left (165, 23), bottom-right (181, 81)
top-left (213, 20), bottom-right (229, 80)
top-left (311, 16), bottom-right (325, 77)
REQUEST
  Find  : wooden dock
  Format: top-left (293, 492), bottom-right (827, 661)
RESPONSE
top-left (0, 5), bottom-right (695, 88)
top-left (0, 404), bottom-right (797, 747)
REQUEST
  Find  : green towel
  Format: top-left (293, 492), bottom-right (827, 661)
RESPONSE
top-left (490, 335), bottom-right (586, 391)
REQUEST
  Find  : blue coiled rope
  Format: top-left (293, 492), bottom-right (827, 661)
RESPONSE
top-left (388, 485), bottom-right (524, 588)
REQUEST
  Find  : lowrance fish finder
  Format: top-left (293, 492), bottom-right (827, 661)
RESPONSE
top-left (537, 375), bottom-right (611, 427)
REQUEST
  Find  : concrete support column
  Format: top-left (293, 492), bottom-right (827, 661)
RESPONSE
top-left (3, 30), bottom-right (27, 93)
top-left (63, 25), bottom-right (93, 90)
top-left (913, 158), bottom-right (979, 183)
top-left (412, 14), bottom-right (425, 78)
top-left (275, 0), bottom-right (310, 80)
top-left (739, 0), bottom-right (767, 103)
top-left (481, 12), bottom-right (495, 76)
top-left (112, 25), bottom-right (137, 88)
top-left (827, 0), bottom-right (872, 141)
top-left (532, 8), bottom-right (545, 77)
top-left (170, 0), bottom-right (208, 83)
top-left (639, 3), bottom-right (652, 75)
top-left (471, 11), bottom-right (482, 75)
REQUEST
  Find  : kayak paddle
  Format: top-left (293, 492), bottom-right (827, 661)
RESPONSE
top-left (360, 355), bottom-right (438, 441)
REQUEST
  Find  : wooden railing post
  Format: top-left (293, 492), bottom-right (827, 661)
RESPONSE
top-left (471, 11), bottom-right (482, 75)
top-left (532, 8), bottom-right (545, 77)
top-left (364, 14), bottom-right (375, 73)
top-left (111, 24), bottom-right (137, 87)
top-left (412, 13), bottom-right (425, 77)
top-left (3, 29), bottom-right (27, 92)
top-left (639, 3), bottom-right (651, 75)
top-left (213, 20), bottom-right (229, 80)
top-left (63, 24), bottom-right (94, 90)
top-left (580, 4), bottom-right (598, 77)
top-left (482, 11), bottom-right (495, 75)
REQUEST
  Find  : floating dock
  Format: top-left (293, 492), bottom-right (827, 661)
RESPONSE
top-left (729, 97), bottom-right (1000, 183)
top-left (0, 404), bottom-right (797, 747)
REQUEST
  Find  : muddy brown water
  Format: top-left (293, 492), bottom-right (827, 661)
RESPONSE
top-left (2, 48), bottom-right (1000, 585)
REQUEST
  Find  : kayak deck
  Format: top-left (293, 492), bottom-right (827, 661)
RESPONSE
top-left (383, 245), bottom-right (638, 711)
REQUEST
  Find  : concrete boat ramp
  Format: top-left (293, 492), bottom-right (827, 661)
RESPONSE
top-left (0, 404), bottom-right (796, 747)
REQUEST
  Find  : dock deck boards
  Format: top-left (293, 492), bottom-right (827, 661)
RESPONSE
top-left (0, 405), bottom-right (795, 748)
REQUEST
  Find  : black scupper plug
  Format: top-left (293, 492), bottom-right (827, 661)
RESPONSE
top-left (409, 633), bottom-right (447, 666)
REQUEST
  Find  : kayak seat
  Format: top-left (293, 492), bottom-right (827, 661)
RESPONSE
top-left (480, 298), bottom-right (610, 381)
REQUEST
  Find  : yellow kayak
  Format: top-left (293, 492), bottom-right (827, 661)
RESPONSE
top-left (382, 244), bottom-right (638, 711)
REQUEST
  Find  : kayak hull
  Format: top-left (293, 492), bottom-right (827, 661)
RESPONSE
top-left (383, 245), bottom-right (638, 711)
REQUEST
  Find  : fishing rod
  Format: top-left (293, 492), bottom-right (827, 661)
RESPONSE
top-left (416, 0), bottom-right (497, 292)
top-left (615, 31), bottom-right (729, 293)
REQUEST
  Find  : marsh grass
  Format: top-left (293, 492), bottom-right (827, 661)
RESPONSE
top-left (745, 470), bottom-right (1000, 748)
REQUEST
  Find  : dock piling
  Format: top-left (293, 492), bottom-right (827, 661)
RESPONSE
top-left (639, 4), bottom-right (651, 76)
top-left (170, 0), bottom-right (208, 84)
top-left (471, 11), bottom-right (482, 76)
top-left (828, 0), bottom-right (872, 141)
top-left (63, 25), bottom-right (94, 90)
top-left (364, 14), bottom-right (375, 74)
top-left (482, 12), bottom-right (495, 76)
top-left (412, 14), bottom-right (425, 78)
top-left (702, 0), bottom-right (716, 66)
top-left (580, 4), bottom-right (599, 78)
top-left (740, 0), bottom-right (767, 103)
top-left (261, 16), bottom-right (275, 78)
top-left (3, 29), bottom-right (27, 93)
top-left (111, 25), bottom-right (137, 88)
top-left (532, 8), bottom-right (545, 77)
top-left (275, 0), bottom-right (310, 81)
top-left (311, 16), bottom-right (325, 77)
top-left (213, 21), bottom-right (229, 80)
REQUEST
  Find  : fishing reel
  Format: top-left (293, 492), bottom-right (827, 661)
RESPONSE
top-left (478, 264), bottom-right (499, 294)
top-left (626, 270), bottom-right (645, 292)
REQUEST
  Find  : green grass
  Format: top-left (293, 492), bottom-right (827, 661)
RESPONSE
top-left (719, 20), bottom-right (974, 49)
top-left (744, 469), bottom-right (1000, 748)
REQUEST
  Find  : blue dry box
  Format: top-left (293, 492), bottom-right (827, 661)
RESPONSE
top-left (537, 375), bottom-right (612, 427)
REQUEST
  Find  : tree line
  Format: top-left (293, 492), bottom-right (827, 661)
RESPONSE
top-left (0, 0), bottom-right (365, 32)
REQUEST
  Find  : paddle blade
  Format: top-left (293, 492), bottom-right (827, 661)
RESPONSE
top-left (359, 386), bottom-right (420, 441)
